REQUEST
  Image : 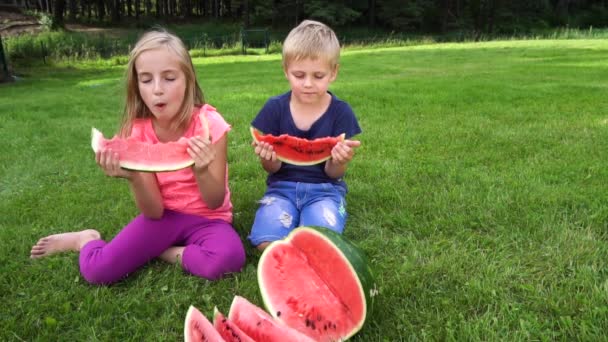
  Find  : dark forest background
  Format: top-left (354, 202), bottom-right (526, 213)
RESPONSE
top-left (17, 0), bottom-right (608, 34)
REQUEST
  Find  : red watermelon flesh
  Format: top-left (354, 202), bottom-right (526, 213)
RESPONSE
top-left (258, 227), bottom-right (370, 342)
top-left (228, 296), bottom-right (315, 342)
top-left (250, 127), bottom-right (345, 166)
top-left (184, 305), bottom-right (225, 342)
top-left (91, 128), bottom-right (195, 172)
top-left (213, 307), bottom-right (255, 342)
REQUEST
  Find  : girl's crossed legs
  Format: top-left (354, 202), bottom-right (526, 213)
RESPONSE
top-left (32, 210), bottom-right (245, 284)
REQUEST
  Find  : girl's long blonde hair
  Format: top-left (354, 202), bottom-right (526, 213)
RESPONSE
top-left (119, 29), bottom-right (204, 137)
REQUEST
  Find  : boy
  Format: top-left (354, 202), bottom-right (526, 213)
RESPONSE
top-left (249, 20), bottom-right (362, 251)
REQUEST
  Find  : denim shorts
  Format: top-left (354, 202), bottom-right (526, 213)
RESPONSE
top-left (248, 181), bottom-right (347, 246)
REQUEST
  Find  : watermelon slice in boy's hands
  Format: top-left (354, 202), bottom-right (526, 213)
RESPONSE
top-left (250, 127), bottom-right (345, 166)
top-left (91, 128), bottom-right (195, 172)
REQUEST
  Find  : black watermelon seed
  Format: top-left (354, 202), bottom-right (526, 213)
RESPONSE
top-left (305, 319), bottom-right (310, 327)
top-left (277, 311), bottom-right (281, 317)
top-left (311, 322), bottom-right (316, 330)
top-left (324, 325), bottom-right (327, 330)
top-left (222, 319), bottom-right (226, 323)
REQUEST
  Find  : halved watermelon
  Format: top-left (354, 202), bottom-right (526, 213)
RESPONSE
top-left (213, 307), bottom-right (255, 342)
top-left (258, 227), bottom-right (376, 341)
top-left (250, 127), bottom-right (345, 166)
top-left (184, 305), bottom-right (225, 342)
top-left (228, 296), bottom-right (315, 342)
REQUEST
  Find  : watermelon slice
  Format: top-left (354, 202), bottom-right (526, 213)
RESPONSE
top-left (213, 307), bottom-right (255, 342)
top-left (228, 296), bottom-right (315, 342)
top-left (258, 227), bottom-right (376, 341)
top-left (91, 128), bottom-right (194, 172)
top-left (250, 127), bottom-right (345, 166)
top-left (184, 305), bottom-right (225, 342)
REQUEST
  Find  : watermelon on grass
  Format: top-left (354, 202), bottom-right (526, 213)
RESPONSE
top-left (250, 127), bottom-right (345, 166)
top-left (184, 305), bottom-right (225, 342)
top-left (228, 296), bottom-right (316, 342)
top-left (258, 227), bottom-right (376, 342)
top-left (213, 307), bottom-right (255, 342)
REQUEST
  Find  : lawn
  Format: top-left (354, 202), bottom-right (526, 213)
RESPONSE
top-left (1, 39), bottom-right (607, 340)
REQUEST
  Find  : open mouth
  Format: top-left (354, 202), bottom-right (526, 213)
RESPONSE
top-left (155, 103), bottom-right (167, 109)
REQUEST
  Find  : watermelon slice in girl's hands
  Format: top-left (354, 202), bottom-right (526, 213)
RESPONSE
top-left (250, 127), bottom-right (345, 166)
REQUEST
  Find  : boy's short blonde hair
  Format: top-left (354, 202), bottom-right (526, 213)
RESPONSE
top-left (282, 20), bottom-right (340, 70)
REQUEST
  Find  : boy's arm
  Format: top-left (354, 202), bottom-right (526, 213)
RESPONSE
top-left (253, 141), bottom-right (282, 174)
top-left (324, 140), bottom-right (361, 179)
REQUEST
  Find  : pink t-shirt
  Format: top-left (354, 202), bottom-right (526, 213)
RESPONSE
top-left (129, 104), bottom-right (233, 223)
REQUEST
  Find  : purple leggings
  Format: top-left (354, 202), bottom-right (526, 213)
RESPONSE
top-left (78, 210), bottom-right (246, 285)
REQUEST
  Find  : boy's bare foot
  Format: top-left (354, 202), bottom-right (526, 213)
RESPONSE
top-left (159, 246), bottom-right (185, 265)
top-left (30, 229), bottom-right (101, 259)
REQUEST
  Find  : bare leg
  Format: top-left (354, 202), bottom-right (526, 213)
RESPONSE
top-left (256, 242), bottom-right (270, 252)
top-left (159, 246), bottom-right (185, 265)
top-left (30, 229), bottom-right (101, 259)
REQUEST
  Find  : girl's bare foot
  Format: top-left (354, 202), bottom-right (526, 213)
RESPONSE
top-left (30, 229), bottom-right (101, 259)
top-left (159, 246), bottom-right (185, 265)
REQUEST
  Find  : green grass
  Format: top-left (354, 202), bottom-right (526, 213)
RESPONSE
top-left (2, 39), bottom-right (608, 340)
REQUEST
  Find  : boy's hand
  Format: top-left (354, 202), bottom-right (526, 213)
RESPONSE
top-left (330, 140), bottom-right (361, 165)
top-left (96, 150), bottom-right (135, 179)
top-left (252, 141), bottom-right (278, 162)
top-left (188, 135), bottom-right (215, 173)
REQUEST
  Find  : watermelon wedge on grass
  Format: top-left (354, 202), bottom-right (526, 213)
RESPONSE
top-left (257, 226), bottom-right (377, 341)
top-left (250, 127), bottom-right (345, 166)
top-left (184, 305), bottom-right (225, 342)
top-left (213, 307), bottom-right (255, 342)
top-left (228, 296), bottom-right (315, 342)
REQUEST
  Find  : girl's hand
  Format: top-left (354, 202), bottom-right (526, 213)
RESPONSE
top-left (330, 140), bottom-right (361, 165)
top-left (252, 141), bottom-right (277, 162)
top-left (188, 135), bottom-right (215, 173)
top-left (96, 150), bottom-right (134, 179)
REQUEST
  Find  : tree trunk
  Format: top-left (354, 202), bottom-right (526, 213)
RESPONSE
top-left (368, 0), bottom-right (376, 27)
top-left (52, 0), bottom-right (65, 28)
top-left (68, 0), bottom-right (76, 21)
top-left (97, 0), bottom-right (105, 21)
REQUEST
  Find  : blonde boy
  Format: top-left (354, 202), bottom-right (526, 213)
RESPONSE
top-left (249, 20), bottom-right (362, 251)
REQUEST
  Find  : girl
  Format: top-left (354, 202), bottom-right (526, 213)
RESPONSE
top-left (30, 29), bottom-right (246, 284)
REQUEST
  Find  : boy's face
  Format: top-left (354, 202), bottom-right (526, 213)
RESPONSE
top-left (284, 57), bottom-right (338, 106)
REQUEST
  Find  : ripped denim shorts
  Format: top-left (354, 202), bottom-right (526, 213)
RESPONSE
top-left (247, 181), bottom-right (347, 246)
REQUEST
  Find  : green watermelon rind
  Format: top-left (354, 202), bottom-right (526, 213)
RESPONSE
top-left (250, 127), bottom-right (344, 166)
top-left (257, 226), bottom-right (376, 341)
top-left (91, 128), bottom-right (196, 172)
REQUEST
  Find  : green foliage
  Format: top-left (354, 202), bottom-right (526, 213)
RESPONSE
top-left (2, 40), bottom-right (608, 340)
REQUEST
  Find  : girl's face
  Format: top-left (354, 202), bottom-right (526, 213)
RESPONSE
top-left (284, 57), bottom-right (338, 106)
top-left (135, 46), bottom-right (187, 126)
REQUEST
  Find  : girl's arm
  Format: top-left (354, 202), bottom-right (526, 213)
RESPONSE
top-left (324, 140), bottom-right (361, 179)
top-left (128, 173), bottom-right (164, 218)
top-left (96, 150), bottom-right (164, 218)
top-left (189, 135), bottom-right (228, 209)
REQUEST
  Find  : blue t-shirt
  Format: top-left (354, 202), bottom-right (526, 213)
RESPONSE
top-left (251, 91), bottom-right (362, 191)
